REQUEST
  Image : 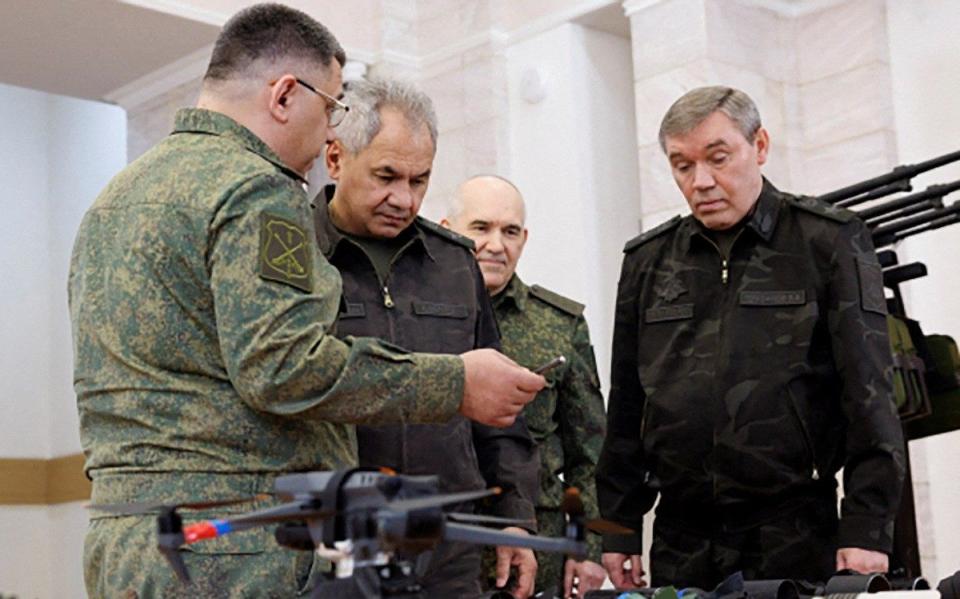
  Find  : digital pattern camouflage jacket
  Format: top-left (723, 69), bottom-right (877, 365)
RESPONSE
top-left (70, 109), bottom-right (464, 597)
top-left (493, 275), bottom-right (606, 586)
top-left (597, 180), bottom-right (905, 555)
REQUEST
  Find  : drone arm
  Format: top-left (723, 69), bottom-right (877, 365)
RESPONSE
top-left (181, 501), bottom-right (329, 543)
top-left (443, 522), bottom-right (585, 558)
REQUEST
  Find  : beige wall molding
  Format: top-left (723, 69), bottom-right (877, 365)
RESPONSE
top-left (0, 454), bottom-right (90, 505)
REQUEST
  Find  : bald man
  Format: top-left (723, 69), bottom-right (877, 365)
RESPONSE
top-left (444, 176), bottom-right (608, 598)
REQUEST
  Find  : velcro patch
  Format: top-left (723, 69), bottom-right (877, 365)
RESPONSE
top-left (857, 258), bottom-right (887, 315)
top-left (740, 290), bottom-right (806, 306)
top-left (412, 301), bottom-right (469, 319)
top-left (339, 301), bottom-right (366, 319)
top-left (644, 303), bottom-right (694, 323)
top-left (259, 213), bottom-right (313, 292)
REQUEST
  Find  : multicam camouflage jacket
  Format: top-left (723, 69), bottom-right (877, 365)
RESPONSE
top-left (69, 109), bottom-right (465, 507)
top-left (314, 191), bottom-right (538, 523)
top-left (492, 275), bottom-right (606, 562)
top-left (597, 180), bottom-right (905, 555)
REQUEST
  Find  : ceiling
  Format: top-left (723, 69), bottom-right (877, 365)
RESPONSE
top-left (0, 0), bottom-right (220, 103)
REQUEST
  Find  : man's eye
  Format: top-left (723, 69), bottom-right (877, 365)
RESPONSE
top-left (376, 174), bottom-right (393, 183)
top-left (710, 154), bottom-right (728, 165)
top-left (675, 163), bottom-right (691, 173)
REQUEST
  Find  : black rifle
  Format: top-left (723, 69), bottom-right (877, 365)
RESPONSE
top-left (871, 201), bottom-right (960, 247)
top-left (817, 148), bottom-right (960, 206)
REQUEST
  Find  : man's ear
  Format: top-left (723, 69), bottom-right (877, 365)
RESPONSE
top-left (754, 127), bottom-right (770, 166)
top-left (439, 218), bottom-right (451, 229)
top-left (325, 139), bottom-right (346, 180)
top-left (268, 75), bottom-right (298, 124)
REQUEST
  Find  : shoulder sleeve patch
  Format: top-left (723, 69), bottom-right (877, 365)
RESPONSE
top-left (788, 195), bottom-right (855, 223)
top-left (624, 215), bottom-right (683, 253)
top-left (416, 217), bottom-right (476, 250)
top-left (529, 284), bottom-right (584, 317)
top-left (259, 212), bottom-right (313, 292)
top-left (856, 257), bottom-right (888, 315)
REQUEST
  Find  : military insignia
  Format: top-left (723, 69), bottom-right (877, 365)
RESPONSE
top-left (260, 213), bottom-right (313, 292)
top-left (654, 275), bottom-right (687, 303)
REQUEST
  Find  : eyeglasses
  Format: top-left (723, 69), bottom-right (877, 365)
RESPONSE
top-left (295, 78), bottom-right (350, 127)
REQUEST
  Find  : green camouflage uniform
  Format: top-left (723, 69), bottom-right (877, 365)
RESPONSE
top-left (597, 180), bottom-right (905, 588)
top-left (492, 275), bottom-right (606, 593)
top-left (69, 109), bottom-right (465, 598)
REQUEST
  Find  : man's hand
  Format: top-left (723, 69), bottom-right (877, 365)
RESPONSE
top-left (836, 547), bottom-right (889, 574)
top-left (602, 552), bottom-right (645, 589)
top-left (495, 527), bottom-right (538, 599)
top-left (563, 558), bottom-right (607, 598)
top-left (460, 349), bottom-right (545, 427)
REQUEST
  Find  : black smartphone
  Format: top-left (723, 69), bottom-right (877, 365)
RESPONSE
top-left (533, 355), bottom-right (566, 375)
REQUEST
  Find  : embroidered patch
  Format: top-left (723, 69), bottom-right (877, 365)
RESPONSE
top-left (259, 213), bottom-right (313, 292)
top-left (655, 275), bottom-right (687, 303)
top-left (644, 303), bottom-right (694, 323)
top-left (857, 258), bottom-right (887, 315)
top-left (739, 290), bottom-right (806, 306)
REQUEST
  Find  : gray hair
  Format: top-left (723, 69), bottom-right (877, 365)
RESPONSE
top-left (336, 78), bottom-right (438, 154)
top-left (658, 86), bottom-right (761, 152)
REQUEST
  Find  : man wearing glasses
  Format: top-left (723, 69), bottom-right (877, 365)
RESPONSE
top-left (70, 4), bottom-right (544, 597)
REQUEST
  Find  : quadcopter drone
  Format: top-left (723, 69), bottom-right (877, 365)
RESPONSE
top-left (91, 467), bottom-right (629, 598)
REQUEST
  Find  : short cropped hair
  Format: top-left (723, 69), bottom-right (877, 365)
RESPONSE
top-left (204, 3), bottom-right (346, 82)
top-left (336, 78), bottom-right (438, 154)
top-left (448, 175), bottom-right (526, 223)
top-left (658, 86), bottom-right (762, 152)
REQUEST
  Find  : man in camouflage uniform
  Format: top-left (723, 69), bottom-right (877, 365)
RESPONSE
top-left (315, 79), bottom-right (539, 599)
top-left (597, 86), bottom-right (905, 589)
top-left (443, 175), bottom-right (608, 598)
top-left (69, 6), bottom-right (543, 597)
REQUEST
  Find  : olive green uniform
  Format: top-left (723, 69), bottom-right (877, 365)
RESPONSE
top-left (70, 109), bottom-right (464, 597)
top-left (492, 275), bottom-right (606, 592)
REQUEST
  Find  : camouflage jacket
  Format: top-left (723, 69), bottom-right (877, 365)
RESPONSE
top-left (493, 275), bottom-right (606, 562)
top-left (313, 191), bottom-right (538, 523)
top-left (69, 109), bottom-right (464, 506)
top-left (597, 180), bottom-right (905, 554)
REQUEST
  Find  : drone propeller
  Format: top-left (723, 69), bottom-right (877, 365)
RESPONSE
top-left (88, 494), bottom-right (272, 516)
top-left (561, 488), bottom-right (634, 535)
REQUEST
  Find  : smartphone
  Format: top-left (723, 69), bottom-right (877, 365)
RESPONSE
top-left (533, 355), bottom-right (566, 375)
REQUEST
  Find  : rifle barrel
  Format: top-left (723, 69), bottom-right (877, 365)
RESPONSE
top-left (817, 148), bottom-right (960, 204)
top-left (857, 180), bottom-right (960, 220)
top-left (865, 200), bottom-right (943, 228)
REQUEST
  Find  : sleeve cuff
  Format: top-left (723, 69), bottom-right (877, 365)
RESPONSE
top-left (405, 353), bottom-right (464, 423)
top-left (838, 514), bottom-right (895, 553)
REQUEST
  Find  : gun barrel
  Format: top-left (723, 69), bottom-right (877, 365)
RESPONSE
top-left (865, 199), bottom-right (943, 228)
top-left (818, 148), bottom-right (960, 204)
top-left (872, 202), bottom-right (960, 246)
top-left (857, 180), bottom-right (960, 220)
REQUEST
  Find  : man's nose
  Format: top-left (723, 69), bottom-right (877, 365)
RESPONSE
top-left (386, 183), bottom-right (414, 211)
top-left (692, 164), bottom-right (716, 189)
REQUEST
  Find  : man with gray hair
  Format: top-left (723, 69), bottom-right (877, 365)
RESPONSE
top-left (314, 78), bottom-right (539, 599)
top-left (597, 86), bottom-right (904, 588)
top-left (72, 4), bottom-right (544, 596)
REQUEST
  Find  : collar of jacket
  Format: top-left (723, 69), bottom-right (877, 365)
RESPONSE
top-left (313, 183), bottom-right (436, 262)
top-left (492, 274), bottom-right (529, 312)
top-left (171, 108), bottom-right (308, 185)
top-left (680, 177), bottom-right (783, 253)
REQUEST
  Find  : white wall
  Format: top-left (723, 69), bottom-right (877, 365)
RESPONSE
top-left (0, 82), bottom-right (126, 598)
top-left (887, 0), bottom-right (960, 583)
top-left (506, 22), bottom-right (641, 397)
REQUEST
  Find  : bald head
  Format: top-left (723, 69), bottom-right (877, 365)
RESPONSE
top-left (443, 175), bottom-right (528, 295)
